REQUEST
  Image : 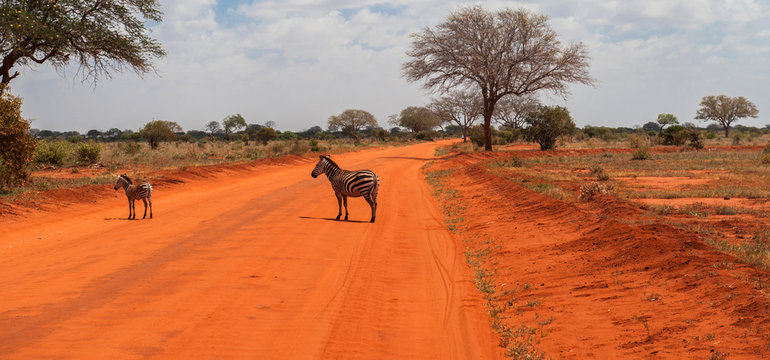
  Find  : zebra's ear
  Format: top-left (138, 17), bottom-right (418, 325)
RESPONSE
top-left (319, 155), bottom-right (325, 159)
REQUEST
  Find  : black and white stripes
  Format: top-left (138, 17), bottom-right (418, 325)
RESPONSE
top-left (114, 174), bottom-right (153, 220)
top-left (311, 155), bottom-right (379, 223)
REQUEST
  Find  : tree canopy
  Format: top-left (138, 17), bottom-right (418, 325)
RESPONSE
top-left (222, 114), bottom-right (246, 141)
top-left (695, 95), bottom-right (759, 137)
top-left (140, 120), bottom-right (179, 149)
top-left (0, 0), bottom-right (166, 87)
top-left (656, 113), bottom-right (679, 131)
top-left (389, 106), bottom-right (440, 133)
top-left (403, 6), bottom-right (595, 150)
top-left (328, 109), bottom-right (378, 138)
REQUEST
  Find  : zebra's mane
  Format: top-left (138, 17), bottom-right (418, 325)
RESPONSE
top-left (120, 174), bottom-right (133, 184)
top-left (322, 155), bottom-right (340, 169)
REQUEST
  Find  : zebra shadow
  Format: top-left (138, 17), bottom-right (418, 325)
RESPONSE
top-left (104, 217), bottom-right (145, 221)
top-left (298, 216), bottom-right (370, 223)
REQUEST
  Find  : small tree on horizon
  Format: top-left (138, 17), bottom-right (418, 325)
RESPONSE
top-left (430, 90), bottom-right (482, 142)
top-left (222, 114), bottom-right (247, 141)
top-left (140, 120), bottom-right (179, 149)
top-left (255, 127), bottom-right (277, 145)
top-left (389, 106), bottom-right (441, 133)
top-left (205, 121), bottom-right (221, 141)
top-left (656, 113), bottom-right (679, 132)
top-left (695, 95), bottom-right (759, 137)
top-left (328, 109), bottom-right (378, 139)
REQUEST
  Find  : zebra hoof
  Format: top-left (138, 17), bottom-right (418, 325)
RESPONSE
top-left (370, 218), bottom-right (375, 223)
top-left (335, 215), bottom-right (341, 220)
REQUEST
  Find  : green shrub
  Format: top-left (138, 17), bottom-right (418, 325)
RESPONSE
top-left (688, 129), bottom-right (704, 150)
top-left (732, 132), bottom-right (744, 145)
top-left (289, 140), bottom-right (310, 154)
top-left (469, 125), bottom-right (489, 147)
top-left (35, 140), bottom-right (69, 165)
top-left (415, 130), bottom-right (438, 141)
top-left (76, 141), bottom-right (102, 165)
top-left (0, 88), bottom-right (37, 187)
top-left (660, 125), bottom-right (688, 146)
top-left (310, 138), bottom-right (321, 152)
top-left (632, 147), bottom-right (651, 160)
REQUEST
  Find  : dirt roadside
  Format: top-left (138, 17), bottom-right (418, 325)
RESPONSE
top-left (426, 149), bottom-right (770, 359)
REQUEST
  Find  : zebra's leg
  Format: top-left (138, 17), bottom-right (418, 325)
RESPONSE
top-left (129, 199), bottom-right (135, 220)
top-left (148, 196), bottom-right (152, 219)
top-left (343, 196), bottom-right (349, 221)
top-left (142, 198), bottom-right (148, 219)
top-left (335, 192), bottom-right (343, 220)
top-left (368, 197), bottom-right (377, 223)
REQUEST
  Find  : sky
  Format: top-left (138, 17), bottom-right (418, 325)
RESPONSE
top-left (11, 0), bottom-right (770, 133)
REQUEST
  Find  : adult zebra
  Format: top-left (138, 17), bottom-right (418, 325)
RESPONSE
top-left (114, 174), bottom-right (153, 220)
top-left (311, 155), bottom-right (379, 223)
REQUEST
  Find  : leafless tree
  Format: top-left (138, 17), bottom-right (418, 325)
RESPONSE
top-left (403, 6), bottom-right (595, 150)
top-left (695, 95), bottom-right (759, 137)
top-left (493, 94), bottom-right (540, 129)
top-left (430, 90), bottom-right (482, 142)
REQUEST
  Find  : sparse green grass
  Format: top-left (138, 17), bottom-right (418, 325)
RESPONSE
top-left (707, 228), bottom-right (770, 269)
top-left (424, 164), bottom-right (547, 359)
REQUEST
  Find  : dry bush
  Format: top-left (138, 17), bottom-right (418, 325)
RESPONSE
top-left (580, 182), bottom-right (615, 201)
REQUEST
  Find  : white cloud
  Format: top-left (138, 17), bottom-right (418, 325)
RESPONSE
top-left (10, 0), bottom-right (770, 133)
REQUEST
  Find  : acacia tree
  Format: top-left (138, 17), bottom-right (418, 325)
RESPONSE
top-left (656, 113), bottom-right (678, 132)
top-left (389, 106), bottom-right (440, 133)
top-left (430, 90), bottom-right (481, 142)
top-left (205, 121), bottom-right (221, 140)
top-left (695, 95), bottom-right (759, 137)
top-left (222, 114), bottom-right (246, 141)
top-left (141, 120), bottom-right (180, 149)
top-left (493, 94), bottom-right (540, 129)
top-left (0, 0), bottom-right (165, 87)
top-left (403, 6), bottom-right (595, 151)
top-left (328, 109), bottom-right (378, 139)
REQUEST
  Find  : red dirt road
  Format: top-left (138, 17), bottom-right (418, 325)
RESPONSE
top-left (0, 142), bottom-right (498, 359)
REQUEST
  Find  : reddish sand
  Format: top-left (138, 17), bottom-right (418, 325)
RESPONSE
top-left (0, 142), bottom-right (498, 359)
top-left (428, 149), bottom-right (770, 358)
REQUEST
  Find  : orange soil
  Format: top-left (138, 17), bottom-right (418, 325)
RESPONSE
top-left (428, 149), bottom-right (770, 358)
top-left (0, 142), bottom-right (498, 359)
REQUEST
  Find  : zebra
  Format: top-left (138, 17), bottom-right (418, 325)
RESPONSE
top-left (311, 155), bottom-right (379, 223)
top-left (114, 174), bottom-right (153, 220)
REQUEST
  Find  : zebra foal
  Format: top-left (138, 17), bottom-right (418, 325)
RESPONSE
top-left (311, 155), bottom-right (379, 223)
top-left (114, 174), bottom-right (153, 220)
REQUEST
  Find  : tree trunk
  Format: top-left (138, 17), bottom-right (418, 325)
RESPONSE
top-left (482, 99), bottom-right (495, 151)
top-left (723, 125), bottom-right (730, 138)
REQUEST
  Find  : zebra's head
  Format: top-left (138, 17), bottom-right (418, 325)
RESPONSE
top-left (114, 174), bottom-right (131, 190)
top-left (311, 155), bottom-right (330, 178)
